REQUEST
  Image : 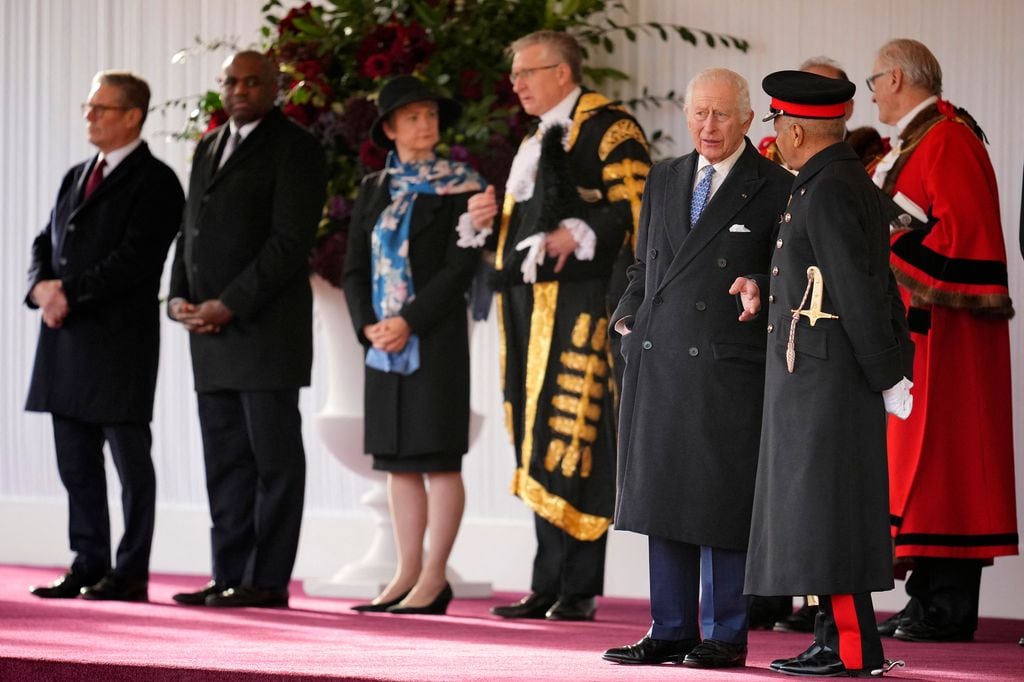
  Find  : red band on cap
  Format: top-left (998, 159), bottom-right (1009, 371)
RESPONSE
top-left (770, 97), bottom-right (847, 118)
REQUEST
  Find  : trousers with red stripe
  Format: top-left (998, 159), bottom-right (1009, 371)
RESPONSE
top-left (814, 593), bottom-right (884, 671)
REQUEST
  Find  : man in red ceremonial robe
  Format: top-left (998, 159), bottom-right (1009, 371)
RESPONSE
top-left (870, 38), bottom-right (1018, 643)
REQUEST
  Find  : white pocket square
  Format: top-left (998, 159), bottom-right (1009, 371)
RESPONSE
top-left (729, 224), bottom-right (751, 233)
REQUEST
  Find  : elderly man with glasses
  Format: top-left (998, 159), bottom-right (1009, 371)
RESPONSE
top-left (26, 70), bottom-right (184, 602)
top-left (467, 30), bottom-right (650, 622)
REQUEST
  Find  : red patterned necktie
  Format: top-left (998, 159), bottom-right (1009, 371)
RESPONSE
top-left (84, 158), bottom-right (106, 199)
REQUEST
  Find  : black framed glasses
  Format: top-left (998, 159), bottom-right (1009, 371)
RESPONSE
top-left (865, 70), bottom-right (891, 93)
top-left (508, 64), bottom-right (560, 84)
top-left (80, 103), bottom-right (130, 115)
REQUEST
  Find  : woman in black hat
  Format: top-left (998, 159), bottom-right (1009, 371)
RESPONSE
top-left (342, 75), bottom-right (486, 615)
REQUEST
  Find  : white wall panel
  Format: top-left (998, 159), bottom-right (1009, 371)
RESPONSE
top-left (1, 0), bottom-right (1021, 616)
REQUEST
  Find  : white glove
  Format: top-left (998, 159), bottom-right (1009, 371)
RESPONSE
top-left (515, 233), bottom-right (546, 284)
top-left (882, 376), bottom-right (914, 420)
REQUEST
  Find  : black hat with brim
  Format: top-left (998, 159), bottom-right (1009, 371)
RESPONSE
top-left (762, 70), bottom-right (856, 122)
top-left (369, 75), bottom-right (462, 150)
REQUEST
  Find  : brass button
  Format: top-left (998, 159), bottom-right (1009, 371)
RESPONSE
top-left (642, 340), bottom-right (652, 350)
top-left (767, 323), bottom-right (775, 333)
top-left (776, 238), bottom-right (783, 248)
top-left (772, 266), bottom-right (780, 276)
top-left (768, 294), bottom-right (775, 304)
top-left (784, 212), bottom-right (792, 223)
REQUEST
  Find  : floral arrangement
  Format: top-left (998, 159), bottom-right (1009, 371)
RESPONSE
top-left (175, 0), bottom-right (748, 287)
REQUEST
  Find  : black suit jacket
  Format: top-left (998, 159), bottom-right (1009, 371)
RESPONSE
top-left (611, 139), bottom-right (794, 549)
top-left (169, 108), bottom-right (327, 392)
top-left (25, 142), bottom-right (185, 423)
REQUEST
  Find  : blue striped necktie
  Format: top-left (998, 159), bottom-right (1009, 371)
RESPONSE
top-left (690, 165), bottom-right (715, 227)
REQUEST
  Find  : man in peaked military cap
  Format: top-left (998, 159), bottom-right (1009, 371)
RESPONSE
top-left (742, 70), bottom-right (913, 677)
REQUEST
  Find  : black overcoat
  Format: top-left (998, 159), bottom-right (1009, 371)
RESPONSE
top-left (342, 171), bottom-right (478, 457)
top-left (25, 143), bottom-right (184, 423)
top-left (612, 140), bottom-right (793, 550)
top-left (745, 142), bottom-right (903, 596)
top-left (168, 108), bottom-right (327, 392)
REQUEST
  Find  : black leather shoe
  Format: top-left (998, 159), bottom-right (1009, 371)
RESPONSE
top-left (490, 592), bottom-right (557, 619)
top-left (749, 595), bottom-right (794, 629)
top-left (681, 639), bottom-right (747, 668)
top-left (172, 580), bottom-right (229, 606)
top-left (387, 583), bottom-right (452, 615)
top-left (774, 603), bottom-right (817, 633)
top-left (894, 618), bottom-right (974, 642)
top-left (877, 607), bottom-right (911, 637)
top-left (351, 589), bottom-right (410, 612)
top-left (80, 574), bottom-right (148, 602)
top-left (205, 586), bottom-right (289, 608)
top-left (770, 641), bottom-right (827, 670)
top-left (546, 595), bottom-right (596, 621)
top-left (602, 636), bottom-right (700, 665)
top-left (29, 572), bottom-right (92, 599)
top-left (775, 645), bottom-right (881, 677)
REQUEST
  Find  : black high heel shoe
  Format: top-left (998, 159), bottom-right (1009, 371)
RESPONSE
top-left (350, 589), bottom-right (411, 612)
top-left (386, 582), bottom-right (453, 615)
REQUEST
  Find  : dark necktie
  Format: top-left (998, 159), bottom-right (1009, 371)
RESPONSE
top-left (83, 158), bottom-right (106, 199)
top-left (690, 165), bottom-right (715, 227)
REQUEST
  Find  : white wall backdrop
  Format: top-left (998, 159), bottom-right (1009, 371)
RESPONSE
top-left (1, 0), bottom-right (1021, 617)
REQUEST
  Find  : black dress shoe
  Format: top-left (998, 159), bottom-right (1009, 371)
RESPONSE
top-left (774, 603), bottom-right (818, 633)
top-left (387, 583), bottom-right (452, 615)
top-left (894, 617), bottom-right (974, 642)
top-left (546, 595), bottom-right (596, 621)
top-left (770, 641), bottom-right (826, 670)
top-left (29, 572), bottom-right (92, 599)
top-left (681, 639), bottom-right (747, 668)
top-left (351, 589), bottom-right (411, 612)
top-left (80, 574), bottom-right (148, 602)
top-left (172, 580), bottom-right (230, 606)
top-left (490, 592), bottom-right (557, 619)
top-left (205, 586), bottom-right (289, 608)
top-left (775, 645), bottom-right (876, 677)
top-left (602, 636), bottom-right (700, 665)
top-left (877, 607), bottom-right (911, 637)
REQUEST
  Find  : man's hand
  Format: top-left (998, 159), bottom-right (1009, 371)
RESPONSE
top-left (467, 185), bottom-right (498, 231)
top-left (729, 276), bottom-right (761, 321)
top-left (364, 316), bottom-right (411, 353)
top-left (544, 225), bottom-right (579, 273)
top-left (32, 280), bottom-right (69, 329)
top-left (170, 297), bottom-right (232, 334)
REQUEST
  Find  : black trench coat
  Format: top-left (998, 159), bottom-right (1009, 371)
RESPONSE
top-left (612, 140), bottom-right (793, 550)
top-left (343, 171), bottom-right (479, 457)
top-left (745, 142), bottom-right (904, 596)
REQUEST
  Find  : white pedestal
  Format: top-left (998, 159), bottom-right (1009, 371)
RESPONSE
top-left (302, 275), bottom-right (491, 599)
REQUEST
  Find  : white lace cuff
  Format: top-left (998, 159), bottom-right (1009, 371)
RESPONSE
top-left (456, 212), bottom-right (491, 248)
top-left (561, 218), bottom-right (596, 261)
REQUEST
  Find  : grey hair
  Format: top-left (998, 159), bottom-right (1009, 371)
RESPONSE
top-left (799, 56), bottom-right (849, 82)
top-left (509, 31), bottom-right (583, 84)
top-left (779, 114), bottom-right (847, 143)
top-left (93, 70), bottom-right (151, 126)
top-left (683, 68), bottom-right (751, 116)
top-left (876, 39), bottom-right (943, 95)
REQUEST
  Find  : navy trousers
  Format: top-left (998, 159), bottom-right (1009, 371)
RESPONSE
top-left (52, 415), bottom-right (155, 582)
top-left (648, 535), bottom-right (749, 644)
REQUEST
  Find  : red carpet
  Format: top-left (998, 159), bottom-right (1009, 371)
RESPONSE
top-left (0, 565), bottom-right (1020, 680)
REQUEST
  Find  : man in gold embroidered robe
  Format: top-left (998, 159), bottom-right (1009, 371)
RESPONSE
top-left (467, 30), bottom-right (649, 621)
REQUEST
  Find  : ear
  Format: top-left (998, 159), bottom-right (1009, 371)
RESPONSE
top-left (889, 67), bottom-right (903, 92)
top-left (790, 123), bottom-right (805, 148)
top-left (124, 107), bottom-right (143, 131)
top-left (554, 62), bottom-right (573, 87)
top-left (382, 118), bottom-right (398, 141)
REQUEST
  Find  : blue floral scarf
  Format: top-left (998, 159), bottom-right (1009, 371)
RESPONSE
top-left (368, 151), bottom-right (485, 374)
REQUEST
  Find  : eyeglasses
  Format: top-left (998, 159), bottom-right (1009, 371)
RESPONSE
top-left (508, 64), bottom-right (560, 84)
top-left (220, 75), bottom-right (264, 90)
top-left (865, 70), bottom-right (892, 93)
top-left (80, 103), bottom-right (130, 115)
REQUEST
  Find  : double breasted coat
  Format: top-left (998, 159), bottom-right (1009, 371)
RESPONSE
top-left (26, 143), bottom-right (184, 423)
top-left (745, 142), bottom-right (904, 596)
top-left (342, 170), bottom-right (479, 458)
top-left (168, 108), bottom-right (327, 392)
top-left (612, 139), bottom-right (793, 550)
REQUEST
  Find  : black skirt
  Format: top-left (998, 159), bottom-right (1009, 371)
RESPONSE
top-left (371, 451), bottom-right (464, 473)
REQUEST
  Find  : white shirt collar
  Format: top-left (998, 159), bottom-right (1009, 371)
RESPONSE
top-left (896, 95), bottom-right (939, 134)
top-left (229, 117), bottom-right (262, 141)
top-left (539, 86), bottom-right (583, 126)
top-left (694, 138), bottom-right (746, 199)
top-left (99, 137), bottom-right (143, 174)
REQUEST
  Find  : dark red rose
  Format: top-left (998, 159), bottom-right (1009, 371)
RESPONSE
top-left (310, 229), bottom-right (348, 288)
top-left (362, 53), bottom-right (393, 79)
top-left (204, 108), bottom-right (228, 134)
top-left (278, 2), bottom-right (314, 36)
top-left (460, 70), bottom-right (483, 99)
top-left (339, 96), bottom-right (379, 149)
top-left (359, 139), bottom-right (388, 170)
top-left (297, 59), bottom-right (323, 79)
top-left (283, 102), bottom-right (311, 127)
